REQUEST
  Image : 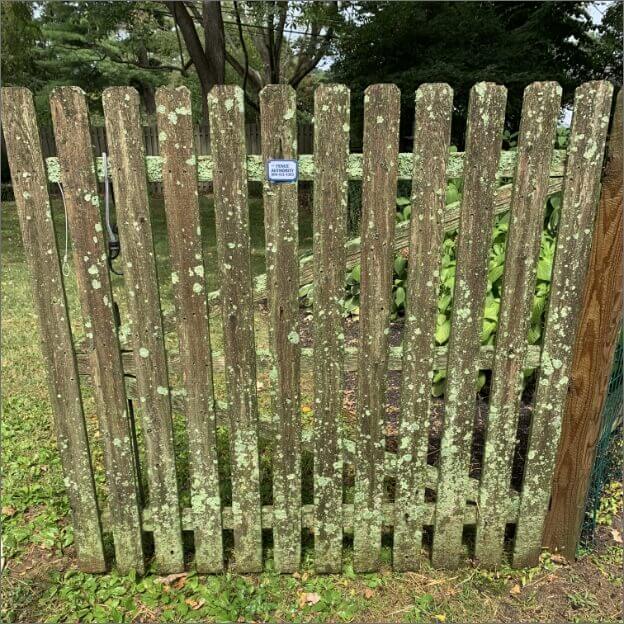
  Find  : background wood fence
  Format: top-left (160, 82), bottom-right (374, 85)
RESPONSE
top-left (1, 80), bottom-right (617, 575)
top-left (37, 121), bottom-right (314, 196)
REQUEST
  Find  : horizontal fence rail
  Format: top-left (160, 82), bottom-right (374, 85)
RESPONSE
top-left (2, 80), bottom-right (615, 575)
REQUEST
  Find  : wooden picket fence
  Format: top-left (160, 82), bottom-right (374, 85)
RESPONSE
top-left (1, 80), bottom-right (615, 575)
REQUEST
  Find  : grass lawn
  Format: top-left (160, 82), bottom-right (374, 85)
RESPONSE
top-left (2, 194), bottom-right (622, 623)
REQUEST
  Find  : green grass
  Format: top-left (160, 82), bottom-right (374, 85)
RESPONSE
top-left (2, 196), bottom-right (622, 623)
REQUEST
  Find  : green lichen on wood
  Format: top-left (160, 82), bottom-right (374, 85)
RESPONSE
top-left (45, 150), bottom-right (566, 184)
top-left (512, 81), bottom-right (613, 569)
top-left (103, 86), bottom-right (184, 573)
top-left (353, 84), bottom-right (401, 573)
top-left (156, 86), bottom-right (223, 573)
top-left (208, 85), bottom-right (263, 573)
top-left (432, 82), bottom-right (507, 570)
top-left (1, 87), bottom-right (107, 572)
top-left (312, 84), bottom-right (350, 574)
top-left (260, 85), bottom-right (302, 573)
top-left (50, 86), bottom-right (145, 574)
top-left (475, 82), bottom-right (562, 568)
top-left (393, 83), bottom-right (453, 572)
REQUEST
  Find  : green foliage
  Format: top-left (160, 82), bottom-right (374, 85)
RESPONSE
top-left (307, 132), bottom-right (572, 397)
top-left (332, 1), bottom-right (613, 147)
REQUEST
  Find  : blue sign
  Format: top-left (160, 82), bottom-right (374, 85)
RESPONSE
top-left (267, 159), bottom-right (298, 183)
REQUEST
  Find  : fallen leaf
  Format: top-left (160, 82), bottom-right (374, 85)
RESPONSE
top-left (611, 528), bottom-right (622, 544)
top-left (185, 598), bottom-right (205, 610)
top-left (510, 584), bottom-right (521, 595)
top-left (550, 554), bottom-right (568, 566)
top-left (1, 506), bottom-right (16, 517)
top-left (433, 615), bottom-right (446, 623)
top-left (298, 592), bottom-right (321, 608)
top-left (363, 588), bottom-right (374, 600)
top-left (301, 405), bottom-right (312, 414)
top-left (155, 572), bottom-right (187, 585)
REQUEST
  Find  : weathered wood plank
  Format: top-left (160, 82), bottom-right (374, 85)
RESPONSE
top-left (102, 495), bottom-right (521, 534)
top-left (1, 87), bottom-right (106, 572)
top-left (155, 86), bottom-right (223, 573)
top-left (432, 82), bottom-right (507, 569)
top-left (475, 82), bottom-right (562, 567)
top-left (77, 344), bottom-right (543, 381)
top-left (543, 90), bottom-right (622, 558)
top-left (102, 87), bottom-right (184, 573)
top-left (394, 84), bottom-right (453, 571)
top-left (208, 85), bottom-right (263, 573)
top-left (45, 150), bottom-right (567, 184)
top-left (513, 80), bottom-right (614, 568)
top-left (312, 84), bottom-right (350, 573)
top-left (260, 85), bottom-right (302, 573)
top-left (354, 84), bottom-right (401, 572)
top-left (50, 87), bottom-right (144, 574)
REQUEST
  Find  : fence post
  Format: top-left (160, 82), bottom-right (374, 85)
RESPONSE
top-left (353, 84), bottom-right (401, 573)
top-left (312, 84), bottom-right (350, 574)
top-left (432, 82), bottom-right (507, 569)
top-left (103, 86), bottom-right (184, 573)
top-left (512, 81), bottom-right (614, 568)
top-left (542, 90), bottom-right (622, 559)
top-left (50, 86), bottom-right (145, 574)
top-left (1, 87), bottom-right (106, 572)
top-left (260, 84), bottom-right (302, 573)
top-left (208, 85), bottom-right (263, 573)
top-left (155, 86), bottom-right (224, 573)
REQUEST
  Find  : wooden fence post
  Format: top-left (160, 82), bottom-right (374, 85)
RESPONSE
top-left (513, 81), bottom-right (614, 568)
top-left (1, 87), bottom-right (106, 572)
top-left (260, 84), bottom-right (302, 573)
top-left (543, 89), bottom-right (622, 558)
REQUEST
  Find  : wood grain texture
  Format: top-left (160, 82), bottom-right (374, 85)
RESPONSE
top-left (513, 80), bottom-right (614, 568)
top-left (155, 86), bottom-right (223, 572)
top-left (393, 84), bottom-right (453, 571)
top-left (475, 82), bottom-right (561, 567)
top-left (208, 85), bottom-right (263, 573)
top-left (543, 90), bottom-right (622, 558)
top-left (260, 85), bottom-right (301, 573)
top-left (1, 87), bottom-right (106, 572)
top-left (50, 87), bottom-right (144, 574)
top-left (354, 84), bottom-right (401, 572)
top-left (312, 84), bottom-right (350, 573)
top-left (432, 82), bottom-right (507, 569)
top-left (103, 86), bottom-right (184, 573)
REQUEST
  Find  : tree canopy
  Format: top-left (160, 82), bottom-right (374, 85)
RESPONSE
top-left (0, 0), bottom-right (620, 133)
top-left (331, 1), bottom-right (621, 146)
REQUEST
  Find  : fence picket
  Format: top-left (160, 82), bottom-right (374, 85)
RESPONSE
top-left (102, 87), bottom-right (184, 573)
top-left (432, 82), bottom-right (507, 569)
top-left (50, 87), bottom-right (145, 574)
top-left (354, 84), bottom-right (401, 572)
top-left (155, 86), bottom-right (223, 573)
top-left (1, 87), bottom-right (106, 572)
top-left (475, 82), bottom-right (561, 566)
top-left (208, 85), bottom-right (263, 573)
top-left (260, 85), bottom-right (302, 573)
top-left (393, 84), bottom-right (453, 571)
top-left (513, 80), bottom-right (614, 568)
top-left (312, 84), bottom-right (350, 573)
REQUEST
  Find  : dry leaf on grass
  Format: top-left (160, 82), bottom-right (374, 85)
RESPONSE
top-left (363, 588), bottom-right (375, 600)
top-left (154, 572), bottom-right (187, 585)
top-left (185, 598), bottom-right (205, 610)
top-left (611, 528), bottom-right (622, 544)
top-left (510, 584), bottom-right (522, 595)
top-left (298, 592), bottom-right (321, 608)
top-left (550, 554), bottom-right (569, 566)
